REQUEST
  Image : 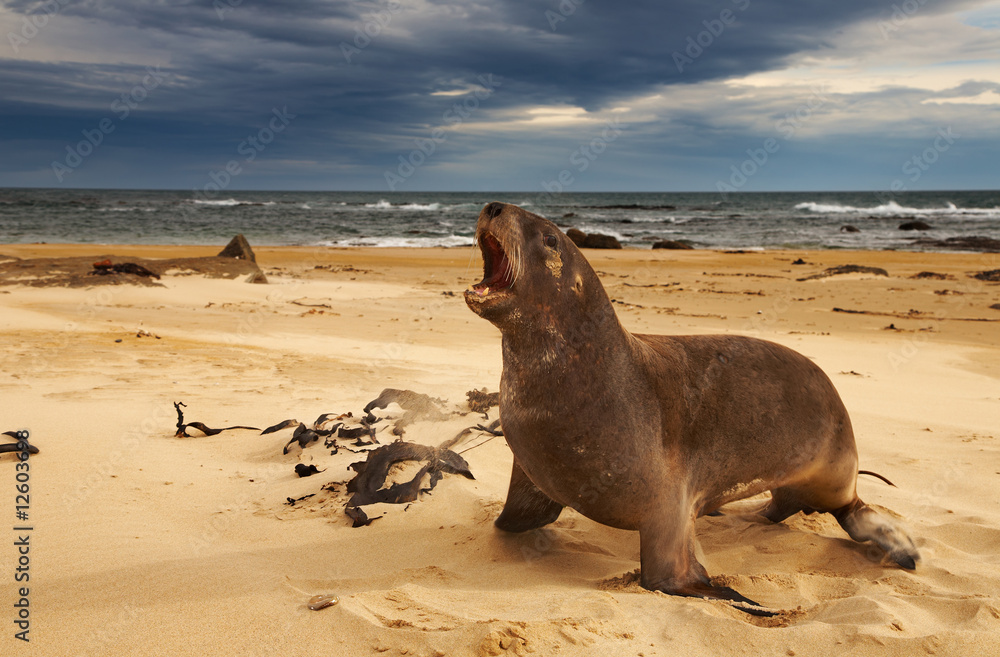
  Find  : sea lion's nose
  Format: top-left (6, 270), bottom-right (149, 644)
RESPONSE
top-left (483, 202), bottom-right (504, 219)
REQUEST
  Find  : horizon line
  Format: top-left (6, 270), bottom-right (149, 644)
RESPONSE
top-left (2, 187), bottom-right (999, 195)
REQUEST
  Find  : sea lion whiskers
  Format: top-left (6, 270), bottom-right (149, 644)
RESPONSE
top-left (513, 235), bottom-right (523, 288)
top-left (504, 233), bottom-right (521, 289)
top-left (465, 235), bottom-right (480, 279)
top-left (491, 229), bottom-right (516, 289)
top-left (498, 219), bottom-right (524, 290)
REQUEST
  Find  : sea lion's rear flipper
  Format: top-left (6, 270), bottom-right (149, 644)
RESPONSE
top-left (833, 498), bottom-right (919, 570)
top-left (495, 460), bottom-right (563, 532)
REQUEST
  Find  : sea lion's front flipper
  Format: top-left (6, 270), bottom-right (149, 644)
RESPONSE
top-left (495, 460), bottom-right (563, 532)
top-left (639, 512), bottom-right (776, 617)
top-left (673, 580), bottom-right (777, 617)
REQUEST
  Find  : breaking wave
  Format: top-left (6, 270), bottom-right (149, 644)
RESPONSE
top-left (795, 200), bottom-right (1000, 217)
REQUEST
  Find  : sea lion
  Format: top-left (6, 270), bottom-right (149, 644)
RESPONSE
top-left (465, 202), bottom-right (919, 615)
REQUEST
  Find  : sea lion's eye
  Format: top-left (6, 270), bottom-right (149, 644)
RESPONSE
top-left (544, 234), bottom-right (557, 248)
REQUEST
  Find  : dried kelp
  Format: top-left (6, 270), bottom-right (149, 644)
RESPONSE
top-left (1, 431), bottom-right (39, 455)
top-left (345, 506), bottom-right (379, 527)
top-left (294, 463), bottom-right (324, 478)
top-left (172, 401), bottom-right (258, 437)
top-left (262, 412), bottom-right (367, 452)
top-left (345, 442), bottom-right (475, 518)
top-left (282, 424), bottom-right (320, 455)
top-left (363, 388), bottom-right (450, 434)
top-left (261, 419), bottom-right (299, 435)
top-left (466, 388), bottom-right (500, 414)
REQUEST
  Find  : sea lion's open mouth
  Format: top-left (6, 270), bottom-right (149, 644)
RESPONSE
top-left (471, 232), bottom-right (514, 297)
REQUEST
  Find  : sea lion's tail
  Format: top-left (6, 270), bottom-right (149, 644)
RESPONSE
top-left (858, 470), bottom-right (896, 487)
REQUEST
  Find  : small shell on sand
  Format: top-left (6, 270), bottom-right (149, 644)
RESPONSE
top-left (308, 594), bottom-right (339, 611)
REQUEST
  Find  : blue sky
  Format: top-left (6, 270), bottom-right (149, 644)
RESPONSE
top-left (1, 0), bottom-right (998, 193)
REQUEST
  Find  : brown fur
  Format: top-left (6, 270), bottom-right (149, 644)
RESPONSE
top-left (465, 203), bottom-right (919, 615)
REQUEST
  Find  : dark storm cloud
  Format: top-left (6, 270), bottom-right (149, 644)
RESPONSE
top-left (6, 0), bottom-right (897, 113)
top-left (127, 0), bottom-right (885, 107)
top-left (0, 0), bottom-right (990, 189)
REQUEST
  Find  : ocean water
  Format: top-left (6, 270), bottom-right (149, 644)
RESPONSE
top-left (1, 188), bottom-right (998, 251)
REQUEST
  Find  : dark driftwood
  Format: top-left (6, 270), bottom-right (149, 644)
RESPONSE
top-left (832, 307), bottom-right (998, 322)
top-left (91, 260), bottom-right (161, 279)
top-left (172, 401), bottom-right (258, 437)
top-left (798, 264), bottom-right (888, 281)
top-left (972, 269), bottom-right (1000, 282)
top-left (345, 442), bottom-right (474, 513)
top-left (291, 299), bottom-right (333, 309)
